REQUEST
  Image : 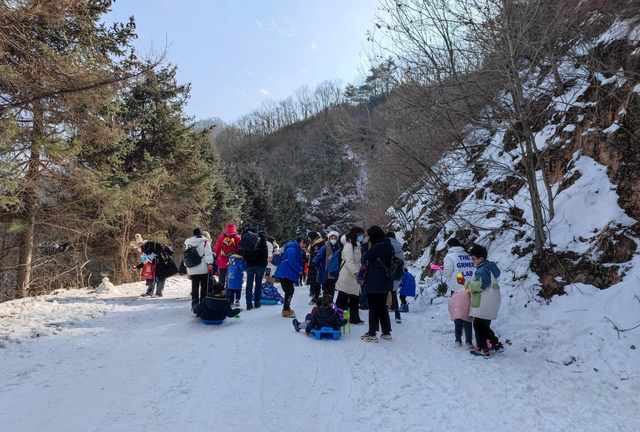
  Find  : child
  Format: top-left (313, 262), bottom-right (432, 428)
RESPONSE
top-left (305, 295), bottom-right (348, 336)
top-left (292, 297), bottom-right (322, 332)
top-left (465, 245), bottom-right (504, 357)
top-left (227, 252), bottom-right (245, 307)
top-left (448, 287), bottom-right (474, 349)
top-left (398, 268), bottom-right (416, 313)
top-left (193, 283), bottom-right (243, 321)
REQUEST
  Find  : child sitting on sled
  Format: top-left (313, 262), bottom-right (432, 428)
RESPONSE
top-left (292, 297), bottom-right (322, 332)
top-left (305, 295), bottom-right (348, 336)
top-left (193, 283), bottom-right (243, 321)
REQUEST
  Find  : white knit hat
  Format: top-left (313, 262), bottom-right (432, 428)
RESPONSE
top-left (327, 231), bottom-right (340, 240)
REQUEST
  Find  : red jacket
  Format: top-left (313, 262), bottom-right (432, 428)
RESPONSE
top-left (214, 224), bottom-right (241, 270)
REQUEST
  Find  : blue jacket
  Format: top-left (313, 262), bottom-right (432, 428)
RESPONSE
top-left (474, 260), bottom-right (501, 291)
top-left (362, 238), bottom-right (394, 294)
top-left (274, 241), bottom-right (303, 282)
top-left (227, 254), bottom-right (245, 291)
top-left (399, 271), bottom-right (416, 297)
top-left (311, 242), bottom-right (341, 284)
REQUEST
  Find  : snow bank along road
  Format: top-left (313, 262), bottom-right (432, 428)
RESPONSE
top-left (0, 277), bottom-right (637, 432)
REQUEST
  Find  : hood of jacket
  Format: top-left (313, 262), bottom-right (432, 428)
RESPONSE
top-left (446, 246), bottom-right (467, 256)
top-left (340, 234), bottom-right (347, 245)
top-left (204, 295), bottom-right (229, 313)
top-left (478, 260), bottom-right (501, 279)
top-left (184, 236), bottom-right (208, 247)
top-left (327, 230), bottom-right (340, 240)
top-left (285, 240), bottom-right (302, 253)
top-left (225, 223), bottom-right (237, 236)
top-left (248, 222), bottom-right (259, 232)
top-left (315, 306), bottom-right (337, 321)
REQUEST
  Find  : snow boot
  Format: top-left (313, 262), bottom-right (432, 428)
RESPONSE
top-left (399, 304), bottom-right (409, 313)
top-left (490, 342), bottom-right (505, 353)
top-left (282, 309), bottom-right (295, 318)
top-left (454, 341), bottom-right (462, 348)
top-left (360, 332), bottom-right (379, 343)
top-left (380, 333), bottom-right (392, 341)
top-left (292, 319), bottom-right (301, 332)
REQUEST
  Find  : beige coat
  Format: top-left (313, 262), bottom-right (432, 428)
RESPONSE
top-left (335, 242), bottom-right (362, 296)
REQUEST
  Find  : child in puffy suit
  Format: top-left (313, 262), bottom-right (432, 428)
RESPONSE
top-left (398, 268), bottom-right (416, 313)
top-left (305, 295), bottom-right (348, 336)
top-left (448, 288), bottom-right (474, 349)
top-left (226, 252), bottom-right (245, 307)
top-left (194, 283), bottom-right (243, 321)
top-left (292, 297), bottom-right (322, 332)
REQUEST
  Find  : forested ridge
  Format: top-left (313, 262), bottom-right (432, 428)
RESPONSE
top-left (3, 0), bottom-right (640, 302)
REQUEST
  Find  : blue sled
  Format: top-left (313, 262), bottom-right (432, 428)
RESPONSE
top-left (260, 299), bottom-right (282, 305)
top-left (201, 319), bottom-right (224, 325)
top-left (310, 327), bottom-right (341, 340)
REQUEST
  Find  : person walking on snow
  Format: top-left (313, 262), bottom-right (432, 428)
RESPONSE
top-left (274, 237), bottom-right (307, 318)
top-left (130, 234), bottom-right (178, 297)
top-left (443, 238), bottom-right (475, 295)
top-left (464, 245), bottom-right (504, 357)
top-left (360, 226), bottom-right (395, 343)
top-left (310, 230), bottom-right (341, 300)
top-left (184, 228), bottom-right (215, 309)
top-left (335, 227), bottom-right (366, 325)
top-left (214, 223), bottom-right (241, 289)
top-left (239, 222), bottom-right (268, 310)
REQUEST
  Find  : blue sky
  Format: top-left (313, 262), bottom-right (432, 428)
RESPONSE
top-left (105, 0), bottom-right (379, 123)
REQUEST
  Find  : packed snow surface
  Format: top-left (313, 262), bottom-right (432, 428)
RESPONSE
top-left (1, 277), bottom-right (639, 432)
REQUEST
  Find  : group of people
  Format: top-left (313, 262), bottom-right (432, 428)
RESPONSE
top-left (129, 224), bottom-right (504, 355)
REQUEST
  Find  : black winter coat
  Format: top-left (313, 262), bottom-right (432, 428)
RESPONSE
top-left (194, 295), bottom-right (240, 321)
top-left (306, 237), bottom-right (324, 285)
top-left (306, 306), bottom-right (348, 333)
top-left (362, 237), bottom-right (394, 294)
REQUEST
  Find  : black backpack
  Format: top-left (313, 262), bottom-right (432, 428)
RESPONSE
top-left (183, 244), bottom-right (203, 268)
top-left (377, 244), bottom-right (404, 282)
top-left (239, 231), bottom-right (262, 261)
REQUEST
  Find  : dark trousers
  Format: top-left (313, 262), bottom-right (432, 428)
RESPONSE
top-left (400, 295), bottom-right (407, 305)
top-left (190, 274), bottom-right (209, 303)
top-left (245, 266), bottom-right (264, 305)
top-left (473, 317), bottom-right (499, 350)
top-left (281, 278), bottom-right (295, 310)
top-left (336, 291), bottom-right (362, 323)
top-left (311, 283), bottom-right (321, 300)
top-left (367, 292), bottom-right (391, 334)
top-left (454, 319), bottom-right (473, 344)
top-left (218, 268), bottom-right (228, 288)
top-left (390, 291), bottom-right (401, 322)
top-left (322, 279), bottom-right (336, 299)
top-left (228, 289), bottom-right (241, 302)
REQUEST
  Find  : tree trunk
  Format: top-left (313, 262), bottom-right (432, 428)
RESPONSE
top-left (16, 103), bottom-right (43, 297)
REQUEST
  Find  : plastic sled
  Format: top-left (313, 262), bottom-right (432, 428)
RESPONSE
top-left (310, 326), bottom-right (341, 340)
top-left (201, 319), bottom-right (224, 325)
top-left (260, 299), bottom-right (282, 305)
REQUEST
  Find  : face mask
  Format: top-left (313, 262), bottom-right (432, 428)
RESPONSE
top-left (357, 235), bottom-right (364, 242)
top-left (330, 239), bottom-right (337, 245)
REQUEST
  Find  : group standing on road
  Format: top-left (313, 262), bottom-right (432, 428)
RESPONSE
top-left (128, 222), bottom-right (503, 354)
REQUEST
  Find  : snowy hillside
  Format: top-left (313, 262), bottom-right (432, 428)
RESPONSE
top-left (1, 278), bottom-right (638, 431)
top-left (389, 19), bottom-right (640, 408)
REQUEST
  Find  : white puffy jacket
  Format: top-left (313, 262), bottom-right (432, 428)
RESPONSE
top-left (184, 236), bottom-right (214, 276)
top-left (443, 246), bottom-right (475, 292)
top-left (335, 240), bottom-right (362, 296)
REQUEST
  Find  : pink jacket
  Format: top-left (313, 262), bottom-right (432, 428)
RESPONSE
top-left (448, 289), bottom-right (472, 322)
top-left (214, 224), bottom-right (241, 270)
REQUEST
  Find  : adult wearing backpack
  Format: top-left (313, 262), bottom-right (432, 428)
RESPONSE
top-left (130, 234), bottom-right (178, 297)
top-left (274, 237), bottom-right (306, 318)
top-left (360, 226), bottom-right (395, 343)
top-left (311, 231), bottom-right (341, 300)
top-left (306, 231), bottom-right (324, 304)
top-left (214, 223), bottom-right (242, 289)
top-left (386, 232), bottom-right (405, 323)
top-left (184, 228), bottom-right (215, 308)
top-left (239, 222), bottom-right (268, 310)
top-left (335, 227), bottom-right (366, 325)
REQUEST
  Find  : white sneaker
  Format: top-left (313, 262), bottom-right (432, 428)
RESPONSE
top-left (454, 341), bottom-right (462, 348)
top-left (465, 342), bottom-right (474, 350)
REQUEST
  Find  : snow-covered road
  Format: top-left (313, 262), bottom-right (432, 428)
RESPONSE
top-left (0, 277), bottom-right (637, 432)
